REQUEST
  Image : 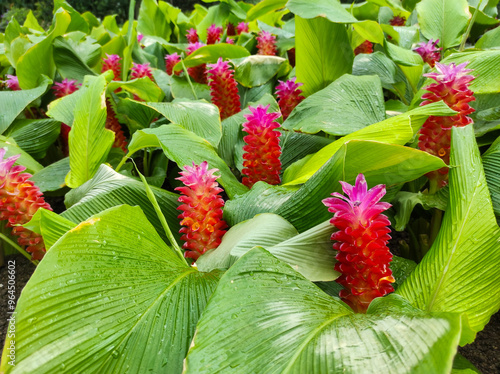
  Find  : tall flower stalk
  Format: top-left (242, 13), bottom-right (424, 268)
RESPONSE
top-left (275, 78), bottom-right (305, 120)
top-left (354, 40), bottom-right (373, 55)
top-left (130, 62), bottom-right (154, 81)
top-left (187, 28), bottom-right (199, 43)
top-left (105, 99), bottom-right (128, 152)
top-left (207, 58), bottom-right (241, 120)
top-left (176, 162), bottom-right (227, 260)
top-left (241, 105), bottom-right (282, 188)
top-left (206, 24), bottom-right (223, 44)
top-left (0, 149), bottom-right (52, 260)
top-left (101, 54), bottom-right (122, 80)
top-left (186, 42), bottom-right (207, 84)
top-left (418, 62), bottom-right (475, 189)
top-left (256, 31), bottom-right (277, 56)
top-left (165, 53), bottom-right (181, 76)
top-left (414, 39), bottom-right (441, 67)
top-left (323, 174), bottom-right (394, 313)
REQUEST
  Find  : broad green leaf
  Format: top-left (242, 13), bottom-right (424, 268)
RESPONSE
top-left (184, 247), bottom-right (461, 374)
top-left (65, 73), bottom-right (115, 188)
top-left (0, 77), bottom-right (51, 134)
top-left (368, 0), bottom-right (410, 16)
top-left (127, 125), bottom-right (247, 198)
top-left (287, 0), bottom-right (358, 23)
top-left (107, 77), bottom-right (164, 102)
top-left (115, 98), bottom-right (158, 133)
top-left (384, 40), bottom-right (423, 67)
top-left (280, 130), bottom-right (333, 171)
top-left (233, 55), bottom-right (287, 88)
top-left (352, 20), bottom-right (385, 45)
top-left (0, 205), bottom-right (220, 373)
top-left (173, 44), bottom-right (250, 72)
top-left (137, 0), bottom-right (172, 40)
top-left (282, 74), bottom-right (385, 136)
top-left (397, 125), bottom-right (500, 344)
top-left (53, 0), bottom-right (89, 33)
top-left (170, 75), bottom-right (211, 101)
top-left (52, 36), bottom-right (96, 82)
top-left (23, 10), bottom-right (44, 32)
top-left (284, 101), bottom-right (456, 185)
top-left (30, 157), bottom-right (70, 192)
top-left (46, 86), bottom-right (84, 127)
top-left (247, 0), bottom-right (287, 21)
top-left (416, 0), bottom-right (470, 50)
top-left (23, 208), bottom-right (76, 249)
top-left (5, 119), bottom-right (61, 159)
top-left (483, 136), bottom-right (500, 215)
top-left (0, 136), bottom-right (43, 174)
top-left (475, 25), bottom-right (500, 49)
top-left (295, 16), bottom-right (353, 96)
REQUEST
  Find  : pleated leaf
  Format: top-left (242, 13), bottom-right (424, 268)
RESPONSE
top-left (23, 208), bottom-right (76, 249)
top-left (184, 247), bottom-right (461, 374)
top-left (107, 77), bottom-right (164, 102)
top-left (286, 0), bottom-right (358, 23)
top-left (6, 119), bottom-right (61, 159)
top-left (397, 125), bottom-right (500, 344)
top-left (30, 157), bottom-right (70, 192)
top-left (65, 73), bottom-right (115, 188)
top-left (0, 136), bottom-right (43, 174)
top-left (483, 136), bottom-right (500, 215)
top-left (173, 44), bottom-right (250, 72)
top-left (233, 55), bottom-right (288, 88)
top-left (0, 205), bottom-right (220, 373)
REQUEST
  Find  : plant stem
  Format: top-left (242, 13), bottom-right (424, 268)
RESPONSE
top-left (181, 60), bottom-right (198, 100)
top-left (127, 0), bottom-right (136, 47)
top-left (459, 0), bottom-right (483, 52)
top-left (115, 150), bottom-right (136, 172)
top-left (0, 233), bottom-right (39, 266)
top-left (143, 149), bottom-right (149, 177)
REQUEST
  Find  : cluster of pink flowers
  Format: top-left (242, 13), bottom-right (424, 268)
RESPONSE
top-left (5, 75), bottom-right (21, 91)
top-left (207, 58), bottom-right (241, 120)
top-left (275, 78), bottom-right (305, 120)
top-left (165, 53), bottom-right (181, 76)
top-left (354, 40), bottom-right (373, 55)
top-left (130, 62), bottom-right (154, 81)
top-left (389, 15), bottom-right (406, 26)
top-left (207, 24), bottom-right (223, 44)
top-left (414, 39), bottom-right (441, 67)
top-left (52, 79), bottom-right (80, 98)
top-left (186, 42), bottom-right (208, 84)
top-left (101, 54), bottom-right (122, 80)
top-left (256, 31), bottom-right (277, 56)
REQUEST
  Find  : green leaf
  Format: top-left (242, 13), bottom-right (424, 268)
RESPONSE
top-left (184, 247), bottom-right (461, 374)
top-left (170, 75), bottom-right (211, 101)
top-left (65, 73), bottom-right (115, 188)
top-left (0, 136), bottom-right (43, 174)
top-left (247, 0), bottom-right (287, 21)
top-left (352, 20), bottom-right (385, 45)
top-left (475, 25), bottom-right (500, 49)
top-left (107, 77), bottom-right (164, 102)
top-left (397, 125), bottom-right (500, 344)
top-left (282, 74), bottom-right (385, 136)
top-left (23, 208), bottom-right (76, 250)
top-left (0, 205), bottom-right (220, 373)
top-left (5, 119), bottom-right (61, 159)
top-left (137, 0), bottom-right (172, 40)
top-left (483, 136), bottom-right (500, 216)
top-left (173, 44), bottom-right (250, 71)
top-left (127, 125), bottom-right (247, 198)
top-left (416, 0), bottom-right (471, 50)
top-left (287, 0), bottom-right (358, 23)
top-left (0, 77), bottom-right (51, 134)
top-left (30, 157), bottom-right (70, 192)
top-left (295, 16), bottom-right (353, 96)
top-left (284, 101), bottom-right (456, 185)
top-left (46, 86), bottom-right (84, 127)
top-left (384, 40), bottom-right (423, 67)
top-left (52, 36), bottom-right (96, 82)
top-left (233, 55), bottom-right (287, 88)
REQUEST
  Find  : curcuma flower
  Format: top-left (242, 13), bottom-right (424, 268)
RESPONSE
top-left (241, 105), bottom-right (282, 188)
top-left (323, 174), bottom-right (394, 313)
top-left (5, 75), bottom-right (21, 91)
top-left (105, 99), bottom-right (128, 152)
top-left (101, 54), bottom-right (122, 80)
top-left (414, 39), bottom-right (441, 67)
top-left (256, 31), bottom-right (277, 56)
top-left (175, 161), bottom-right (228, 260)
top-left (130, 63), bottom-right (154, 81)
top-left (418, 62), bottom-right (475, 188)
top-left (206, 24), bottom-right (223, 44)
top-left (275, 78), bottom-right (305, 120)
top-left (236, 22), bottom-right (249, 35)
top-left (52, 79), bottom-right (80, 98)
top-left (207, 58), bottom-right (241, 120)
top-left (389, 15), bottom-right (406, 26)
top-left (354, 40), bottom-right (373, 55)
top-left (187, 28), bottom-right (199, 43)
top-left (0, 149), bottom-right (52, 260)
top-left (186, 42), bottom-right (207, 84)
top-left (165, 53), bottom-right (181, 76)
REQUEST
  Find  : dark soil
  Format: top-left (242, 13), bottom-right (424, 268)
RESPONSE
top-left (0, 254), bottom-right (499, 372)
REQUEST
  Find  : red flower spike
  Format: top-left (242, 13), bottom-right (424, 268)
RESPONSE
top-left (418, 62), bottom-right (475, 188)
top-left (187, 28), bottom-right (199, 43)
top-left (354, 40), bottom-right (373, 55)
top-left (256, 31), bottom-right (277, 56)
top-left (165, 53), bottom-right (181, 76)
top-left (5, 75), bottom-right (21, 91)
top-left (52, 79), bottom-right (80, 98)
top-left (207, 24), bottom-right (223, 44)
top-left (275, 78), bottom-right (305, 120)
top-left (226, 23), bottom-right (236, 36)
top-left (105, 99), bottom-right (128, 152)
top-left (0, 149), bottom-right (52, 260)
top-left (186, 42), bottom-right (208, 84)
top-left (236, 22), bottom-right (249, 35)
top-left (101, 54), bottom-right (122, 80)
top-left (241, 105), bottom-right (282, 188)
top-left (323, 174), bottom-right (395, 313)
top-left (287, 48), bottom-right (296, 67)
top-left (414, 39), bottom-right (442, 68)
top-left (130, 63), bottom-right (154, 81)
top-left (390, 15), bottom-right (406, 26)
top-left (175, 161), bottom-right (228, 260)
top-left (207, 58), bottom-right (241, 120)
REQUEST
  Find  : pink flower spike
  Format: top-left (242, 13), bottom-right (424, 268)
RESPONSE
top-left (236, 22), bottom-right (249, 35)
top-left (0, 149), bottom-right (52, 260)
top-left (256, 31), bottom-right (277, 56)
top-left (322, 174), bottom-right (394, 313)
top-left (175, 161), bottom-right (228, 260)
top-left (102, 54), bottom-right (122, 80)
top-left (225, 38), bottom-right (235, 45)
top-left (52, 79), bottom-right (80, 98)
top-left (186, 42), bottom-right (208, 84)
top-left (241, 105), bottom-right (282, 188)
top-left (5, 75), bottom-right (21, 91)
top-left (226, 23), bottom-right (236, 36)
top-left (165, 53), bottom-right (181, 76)
top-left (275, 78), bottom-right (305, 120)
top-left (207, 58), bottom-right (241, 120)
top-left (187, 28), bottom-right (199, 43)
top-left (137, 33), bottom-right (144, 44)
top-left (414, 39), bottom-right (442, 67)
top-left (354, 40), bottom-right (373, 55)
top-left (389, 15), bottom-right (406, 26)
top-left (130, 62), bottom-right (154, 81)
top-left (207, 24), bottom-right (223, 44)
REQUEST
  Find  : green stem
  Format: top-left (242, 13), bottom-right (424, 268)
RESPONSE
top-left (127, 0), bottom-right (136, 47)
top-left (143, 149), bottom-right (149, 177)
top-left (181, 60), bottom-right (198, 100)
top-left (115, 150), bottom-right (135, 172)
top-left (459, 0), bottom-right (483, 52)
top-left (0, 233), bottom-right (39, 266)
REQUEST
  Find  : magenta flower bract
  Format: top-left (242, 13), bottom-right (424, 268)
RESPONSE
top-left (414, 39), bottom-right (442, 67)
top-left (130, 62), bottom-right (154, 81)
top-left (52, 79), bottom-right (80, 98)
top-left (354, 40), bottom-right (373, 55)
top-left (236, 22), bottom-right (249, 35)
top-left (0, 149), bottom-right (52, 260)
top-left (256, 31), bottom-right (277, 56)
top-left (207, 58), bottom-right (241, 120)
top-left (101, 54), bottom-right (122, 80)
top-left (323, 174), bottom-right (394, 313)
top-left (5, 75), bottom-right (21, 91)
top-left (241, 105), bottom-right (282, 188)
top-left (226, 23), bottom-right (236, 36)
top-left (175, 161), bottom-right (228, 260)
top-left (418, 62), bottom-right (475, 188)
top-left (275, 78), bottom-right (305, 120)
top-left (165, 53), bottom-right (181, 76)
top-left (187, 28), bottom-right (199, 43)
top-left (105, 99), bottom-right (128, 152)
top-left (207, 24), bottom-right (223, 44)
top-left (186, 42), bottom-right (207, 84)
top-left (390, 15), bottom-right (406, 26)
